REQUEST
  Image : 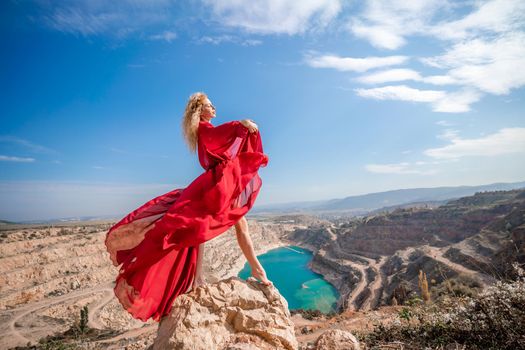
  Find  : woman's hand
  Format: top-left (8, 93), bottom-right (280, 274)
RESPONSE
top-left (240, 119), bottom-right (258, 133)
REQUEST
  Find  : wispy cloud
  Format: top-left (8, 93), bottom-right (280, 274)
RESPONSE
top-left (435, 120), bottom-right (454, 127)
top-left (420, 32), bottom-right (525, 95)
top-left (26, 0), bottom-right (525, 115)
top-left (365, 162), bottom-right (438, 175)
top-left (40, 0), bottom-right (344, 39)
top-left (354, 85), bottom-right (482, 113)
top-left (303, 0), bottom-right (525, 112)
top-left (365, 127), bottom-right (525, 176)
top-left (0, 135), bottom-right (56, 154)
top-left (431, 89), bottom-right (482, 113)
top-left (347, 0), bottom-right (525, 50)
top-left (38, 0), bottom-right (175, 40)
top-left (427, 0), bottom-right (525, 41)
top-left (355, 68), bottom-right (421, 84)
top-left (436, 129), bottom-right (460, 141)
top-left (305, 53), bottom-right (408, 72)
top-left (0, 155), bottom-right (35, 162)
top-left (203, 0), bottom-right (343, 35)
top-left (355, 85), bottom-right (445, 102)
top-left (149, 30), bottom-right (177, 42)
top-left (197, 35), bottom-right (262, 46)
top-left (355, 68), bottom-right (458, 85)
top-left (424, 127), bottom-right (525, 159)
top-left (347, 0), bottom-right (451, 50)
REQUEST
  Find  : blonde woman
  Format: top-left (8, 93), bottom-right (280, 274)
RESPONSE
top-left (105, 92), bottom-right (271, 323)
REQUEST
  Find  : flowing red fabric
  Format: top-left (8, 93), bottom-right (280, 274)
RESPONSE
top-left (104, 120), bottom-right (269, 322)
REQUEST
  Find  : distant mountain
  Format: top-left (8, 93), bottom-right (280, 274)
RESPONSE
top-left (5, 181), bottom-right (525, 223)
top-left (0, 220), bottom-right (18, 225)
top-left (252, 180), bottom-right (525, 215)
top-left (12, 214), bottom-right (122, 225)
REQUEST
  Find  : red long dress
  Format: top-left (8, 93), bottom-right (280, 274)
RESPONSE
top-left (104, 120), bottom-right (269, 322)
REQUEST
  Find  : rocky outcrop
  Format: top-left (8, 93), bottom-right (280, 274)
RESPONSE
top-left (314, 329), bottom-right (360, 350)
top-left (288, 225), bottom-right (334, 250)
top-left (150, 276), bottom-right (298, 350)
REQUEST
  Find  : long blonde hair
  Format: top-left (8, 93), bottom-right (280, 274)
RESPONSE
top-left (181, 92), bottom-right (208, 153)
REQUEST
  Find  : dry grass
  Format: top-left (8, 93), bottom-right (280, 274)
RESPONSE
top-left (357, 263), bottom-right (525, 350)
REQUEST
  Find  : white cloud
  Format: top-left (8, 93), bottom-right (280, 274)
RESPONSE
top-left (305, 54), bottom-right (408, 72)
top-left (355, 68), bottom-right (421, 84)
top-left (350, 23), bottom-right (406, 50)
top-left (420, 32), bottom-right (525, 95)
top-left (365, 162), bottom-right (438, 175)
top-left (198, 35), bottom-right (262, 46)
top-left (436, 129), bottom-right (460, 141)
top-left (0, 155), bottom-right (35, 162)
top-left (36, 0), bottom-right (344, 39)
top-left (347, 0), bottom-right (451, 50)
top-left (348, 0), bottom-right (525, 49)
top-left (424, 127), bottom-right (525, 159)
top-left (431, 89), bottom-right (482, 113)
top-left (423, 75), bottom-right (458, 85)
top-left (149, 30), bottom-right (177, 42)
top-left (355, 68), bottom-right (459, 85)
top-left (32, 0), bottom-right (525, 113)
top-left (342, 0), bottom-right (525, 111)
top-left (428, 0), bottom-right (525, 41)
top-left (47, 7), bottom-right (126, 36)
top-left (355, 85), bottom-right (445, 102)
top-left (39, 0), bottom-right (174, 39)
top-left (354, 85), bottom-right (482, 113)
top-left (435, 120), bottom-right (454, 127)
top-left (203, 0), bottom-right (342, 35)
top-left (0, 135), bottom-right (56, 154)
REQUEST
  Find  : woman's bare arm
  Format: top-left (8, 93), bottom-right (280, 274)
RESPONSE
top-left (239, 119), bottom-right (259, 133)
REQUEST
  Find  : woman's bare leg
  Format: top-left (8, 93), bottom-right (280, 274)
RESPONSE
top-left (234, 216), bottom-right (272, 286)
top-left (192, 242), bottom-right (206, 289)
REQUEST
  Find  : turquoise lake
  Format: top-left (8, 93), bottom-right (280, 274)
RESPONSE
top-left (237, 245), bottom-right (339, 314)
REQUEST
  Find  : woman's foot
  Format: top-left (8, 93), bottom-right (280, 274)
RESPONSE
top-left (251, 267), bottom-right (273, 286)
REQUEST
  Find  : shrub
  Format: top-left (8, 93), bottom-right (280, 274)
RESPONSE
top-left (360, 262), bottom-right (525, 350)
top-left (79, 306), bottom-right (88, 334)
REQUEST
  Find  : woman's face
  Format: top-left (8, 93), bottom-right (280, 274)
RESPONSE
top-left (200, 97), bottom-right (216, 122)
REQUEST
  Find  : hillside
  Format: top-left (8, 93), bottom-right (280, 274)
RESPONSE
top-left (0, 189), bottom-right (523, 349)
top-left (252, 180), bottom-right (525, 216)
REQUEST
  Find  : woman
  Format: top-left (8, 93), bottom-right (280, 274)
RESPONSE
top-left (104, 92), bottom-right (272, 323)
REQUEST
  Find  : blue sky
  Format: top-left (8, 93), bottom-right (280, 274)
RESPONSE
top-left (1, 0), bottom-right (525, 221)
